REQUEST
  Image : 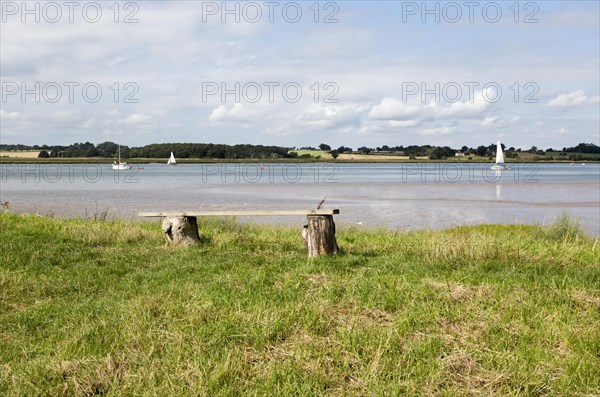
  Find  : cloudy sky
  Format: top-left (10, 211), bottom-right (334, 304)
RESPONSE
top-left (1, 0), bottom-right (598, 149)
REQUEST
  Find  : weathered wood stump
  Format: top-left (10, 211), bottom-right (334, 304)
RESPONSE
top-left (161, 216), bottom-right (200, 247)
top-left (302, 215), bottom-right (339, 257)
top-left (138, 209), bottom-right (340, 253)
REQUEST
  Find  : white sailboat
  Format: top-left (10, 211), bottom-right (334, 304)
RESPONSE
top-left (167, 152), bottom-right (176, 166)
top-left (490, 140), bottom-right (507, 170)
top-left (112, 145), bottom-right (133, 170)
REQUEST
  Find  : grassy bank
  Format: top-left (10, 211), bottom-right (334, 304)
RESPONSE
top-left (1, 212), bottom-right (599, 396)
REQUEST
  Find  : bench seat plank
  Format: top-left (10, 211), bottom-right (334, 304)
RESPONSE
top-left (137, 209), bottom-right (340, 217)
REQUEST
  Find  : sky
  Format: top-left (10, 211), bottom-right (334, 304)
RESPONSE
top-left (1, 0), bottom-right (599, 150)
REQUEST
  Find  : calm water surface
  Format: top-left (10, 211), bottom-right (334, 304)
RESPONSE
top-left (2, 162), bottom-right (599, 234)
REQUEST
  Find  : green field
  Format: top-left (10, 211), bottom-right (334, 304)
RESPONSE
top-left (1, 212), bottom-right (599, 396)
top-left (289, 150), bottom-right (331, 159)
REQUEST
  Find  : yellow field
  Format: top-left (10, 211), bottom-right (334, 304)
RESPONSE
top-left (0, 151), bottom-right (43, 158)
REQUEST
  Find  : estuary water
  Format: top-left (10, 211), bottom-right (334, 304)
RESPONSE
top-left (1, 162), bottom-right (599, 234)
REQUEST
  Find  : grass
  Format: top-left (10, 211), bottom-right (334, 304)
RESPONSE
top-left (0, 212), bottom-right (599, 396)
top-left (289, 150), bottom-right (332, 159)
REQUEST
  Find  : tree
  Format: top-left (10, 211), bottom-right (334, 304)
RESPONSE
top-left (564, 143), bottom-right (600, 154)
top-left (97, 142), bottom-right (120, 158)
top-left (319, 143), bottom-right (331, 151)
top-left (476, 145), bottom-right (487, 156)
top-left (38, 150), bottom-right (49, 158)
top-left (460, 146), bottom-right (468, 153)
top-left (329, 150), bottom-right (339, 159)
top-left (358, 146), bottom-right (371, 155)
top-left (428, 147), bottom-right (447, 160)
top-left (86, 148), bottom-right (100, 157)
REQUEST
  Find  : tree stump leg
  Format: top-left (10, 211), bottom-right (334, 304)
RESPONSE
top-left (302, 215), bottom-right (339, 257)
top-left (161, 216), bottom-right (201, 247)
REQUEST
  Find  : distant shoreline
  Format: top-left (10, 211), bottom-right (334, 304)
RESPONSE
top-left (1, 157), bottom-right (599, 164)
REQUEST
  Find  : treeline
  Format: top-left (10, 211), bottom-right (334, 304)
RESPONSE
top-left (0, 142), bottom-right (296, 159)
top-left (324, 143), bottom-right (509, 159)
top-left (130, 143), bottom-right (293, 159)
top-left (561, 143), bottom-right (600, 154)
top-left (1, 142), bottom-right (598, 160)
top-left (317, 143), bottom-right (599, 160)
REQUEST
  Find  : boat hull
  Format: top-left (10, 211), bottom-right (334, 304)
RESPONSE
top-left (112, 163), bottom-right (133, 170)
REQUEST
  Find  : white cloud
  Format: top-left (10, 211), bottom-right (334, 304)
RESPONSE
top-left (266, 105), bottom-right (365, 135)
top-left (368, 98), bottom-right (420, 120)
top-left (0, 110), bottom-right (20, 120)
top-left (294, 105), bottom-right (364, 129)
top-left (208, 103), bottom-right (259, 123)
top-left (79, 118), bottom-right (96, 129)
top-left (548, 90), bottom-right (588, 107)
top-left (509, 116), bottom-right (521, 123)
top-left (119, 114), bottom-right (152, 125)
top-left (420, 125), bottom-right (456, 136)
top-left (481, 116), bottom-right (499, 127)
top-left (367, 88), bottom-right (494, 131)
top-left (552, 127), bottom-right (570, 135)
top-left (432, 87), bottom-right (494, 118)
top-left (389, 120), bottom-right (420, 128)
top-left (590, 95), bottom-right (600, 104)
top-left (538, 127), bottom-right (571, 138)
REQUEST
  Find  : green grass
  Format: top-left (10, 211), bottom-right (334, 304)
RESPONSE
top-left (289, 150), bottom-right (331, 159)
top-left (1, 212), bottom-right (599, 396)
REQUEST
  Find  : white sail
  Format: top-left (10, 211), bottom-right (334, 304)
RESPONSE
top-left (495, 140), bottom-right (505, 164)
top-left (490, 139), bottom-right (507, 170)
top-left (167, 152), bottom-right (176, 165)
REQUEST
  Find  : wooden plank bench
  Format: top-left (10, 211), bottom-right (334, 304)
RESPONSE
top-left (137, 209), bottom-right (340, 257)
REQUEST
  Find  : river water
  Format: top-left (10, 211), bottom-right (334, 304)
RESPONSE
top-left (1, 162), bottom-right (599, 234)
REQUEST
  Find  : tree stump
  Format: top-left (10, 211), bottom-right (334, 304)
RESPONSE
top-left (302, 215), bottom-right (339, 257)
top-left (161, 216), bottom-right (201, 247)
